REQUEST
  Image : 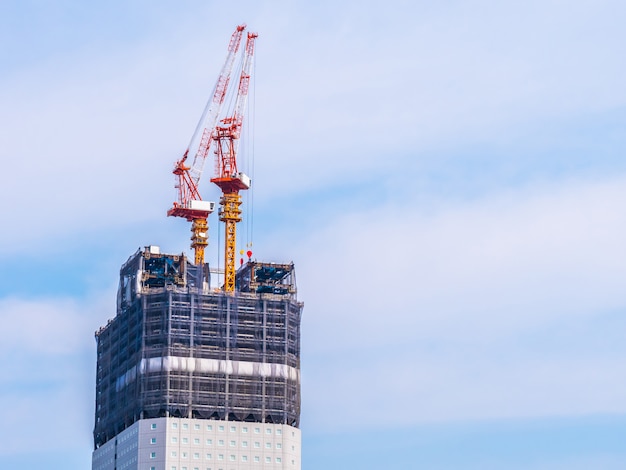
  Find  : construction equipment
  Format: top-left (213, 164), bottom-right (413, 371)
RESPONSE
top-left (211, 31), bottom-right (257, 292)
top-left (167, 25), bottom-right (246, 265)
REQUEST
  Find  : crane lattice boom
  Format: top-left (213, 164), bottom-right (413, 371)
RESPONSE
top-left (211, 32), bottom-right (258, 293)
top-left (167, 25), bottom-right (247, 265)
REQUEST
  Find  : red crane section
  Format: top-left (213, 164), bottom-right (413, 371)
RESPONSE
top-left (211, 31), bottom-right (258, 292)
top-left (167, 25), bottom-right (246, 265)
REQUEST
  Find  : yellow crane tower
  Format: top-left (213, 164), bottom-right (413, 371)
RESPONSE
top-left (211, 31), bottom-right (257, 292)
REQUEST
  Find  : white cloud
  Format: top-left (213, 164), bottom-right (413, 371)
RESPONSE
top-left (292, 176), bottom-right (626, 343)
top-left (2, 0), bottom-right (626, 256)
top-left (0, 294), bottom-right (113, 456)
top-left (252, 0), bottom-right (626, 194)
top-left (284, 175), bottom-right (626, 429)
top-left (1, 0), bottom-right (626, 458)
top-left (304, 354), bottom-right (626, 431)
top-left (0, 298), bottom-right (92, 355)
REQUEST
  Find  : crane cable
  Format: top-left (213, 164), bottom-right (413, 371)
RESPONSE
top-left (242, 49), bottom-right (256, 262)
top-left (247, 53), bottom-right (252, 258)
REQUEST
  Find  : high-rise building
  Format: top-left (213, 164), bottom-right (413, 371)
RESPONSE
top-left (92, 246), bottom-right (303, 470)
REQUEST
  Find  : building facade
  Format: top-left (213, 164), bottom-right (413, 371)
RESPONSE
top-left (92, 246), bottom-right (303, 470)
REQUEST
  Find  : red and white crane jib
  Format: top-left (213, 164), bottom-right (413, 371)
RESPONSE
top-left (231, 31), bottom-right (257, 139)
top-left (213, 31), bottom-right (257, 187)
top-left (169, 24), bottom-right (246, 218)
top-left (186, 25), bottom-right (247, 186)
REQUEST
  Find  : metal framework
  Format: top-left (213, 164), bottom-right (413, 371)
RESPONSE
top-left (219, 192), bottom-right (242, 292)
top-left (167, 25), bottom-right (247, 265)
top-left (211, 31), bottom-right (257, 293)
top-left (93, 247), bottom-right (302, 449)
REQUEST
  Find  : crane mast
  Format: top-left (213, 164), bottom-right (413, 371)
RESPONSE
top-left (167, 25), bottom-right (246, 265)
top-left (211, 31), bottom-right (257, 293)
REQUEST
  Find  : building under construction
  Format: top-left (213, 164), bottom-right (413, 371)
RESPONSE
top-left (92, 246), bottom-right (303, 470)
top-left (91, 24), bottom-right (303, 470)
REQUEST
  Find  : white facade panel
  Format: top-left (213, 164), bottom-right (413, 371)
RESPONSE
top-left (93, 418), bottom-right (301, 470)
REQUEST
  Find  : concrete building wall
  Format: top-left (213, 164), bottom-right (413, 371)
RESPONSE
top-left (92, 435), bottom-right (116, 470)
top-left (93, 417), bottom-right (301, 470)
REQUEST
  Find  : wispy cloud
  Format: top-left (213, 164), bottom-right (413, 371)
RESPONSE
top-left (2, 0), bottom-right (625, 256)
top-left (287, 175), bottom-right (626, 429)
top-left (0, 295), bottom-right (112, 456)
top-left (1, 1), bottom-right (625, 467)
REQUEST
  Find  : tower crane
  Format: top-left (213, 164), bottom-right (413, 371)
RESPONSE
top-left (211, 31), bottom-right (257, 293)
top-left (167, 25), bottom-right (246, 265)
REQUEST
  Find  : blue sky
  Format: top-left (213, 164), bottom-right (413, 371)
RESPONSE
top-left (1, 1), bottom-right (626, 469)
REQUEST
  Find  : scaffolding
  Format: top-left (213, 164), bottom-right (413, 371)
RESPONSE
top-left (93, 247), bottom-right (303, 449)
